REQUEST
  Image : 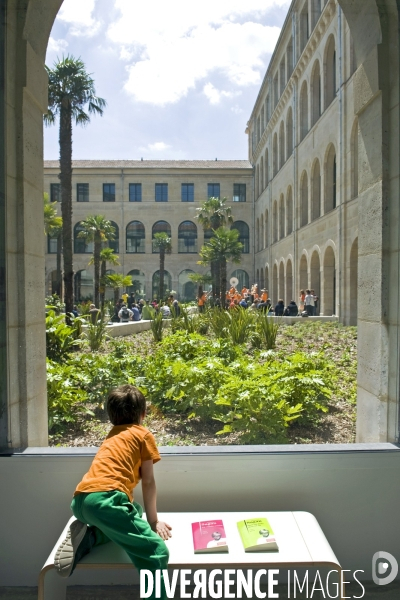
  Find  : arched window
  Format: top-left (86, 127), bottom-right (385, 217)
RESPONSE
top-left (178, 221), bottom-right (197, 253)
top-left (261, 214), bottom-right (264, 250)
top-left (325, 144), bottom-right (337, 212)
top-left (279, 121), bottom-right (285, 169)
top-left (127, 269), bottom-right (146, 297)
top-left (256, 218), bottom-right (260, 252)
top-left (178, 269), bottom-right (196, 300)
top-left (286, 107), bottom-right (293, 157)
top-left (300, 81), bottom-right (309, 141)
top-left (152, 270), bottom-right (172, 299)
top-left (74, 222), bottom-right (93, 254)
top-left (300, 2), bottom-right (309, 54)
top-left (311, 60), bottom-right (321, 126)
top-left (265, 149), bottom-right (269, 184)
top-left (260, 157), bottom-right (264, 191)
top-left (74, 270), bottom-right (93, 301)
top-left (152, 220), bottom-right (171, 253)
top-left (256, 164), bottom-right (260, 198)
top-left (231, 269), bottom-right (249, 291)
top-left (280, 58), bottom-right (286, 96)
top-left (107, 221), bottom-right (119, 253)
top-left (261, 108), bottom-right (265, 133)
top-left (273, 201), bottom-right (278, 243)
top-left (231, 221), bottom-right (250, 254)
top-left (301, 171), bottom-right (309, 227)
top-left (126, 221), bottom-right (145, 253)
top-left (351, 119), bottom-right (359, 199)
top-left (279, 194), bottom-right (285, 240)
top-left (286, 186), bottom-right (293, 235)
top-left (265, 210), bottom-right (269, 247)
top-left (325, 35), bottom-right (336, 108)
top-left (311, 160), bottom-right (321, 220)
top-left (273, 133), bottom-right (278, 176)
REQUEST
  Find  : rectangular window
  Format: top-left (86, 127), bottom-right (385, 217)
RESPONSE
top-left (181, 183), bottom-right (194, 202)
top-left (47, 236), bottom-right (58, 254)
top-left (103, 183), bottom-right (115, 202)
top-left (233, 184), bottom-right (246, 202)
top-left (129, 183), bottom-right (142, 202)
top-left (207, 183), bottom-right (220, 198)
top-left (50, 183), bottom-right (61, 202)
top-left (77, 183), bottom-right (89, 202)
top-left (155, 183), bottom-right (168, 202)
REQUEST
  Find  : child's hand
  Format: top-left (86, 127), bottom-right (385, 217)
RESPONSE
top-left (153, 521), bottom-right (172, 540)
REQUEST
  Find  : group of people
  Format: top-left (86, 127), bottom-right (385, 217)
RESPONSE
top-left (113, 293), bottom-right (181, 322)
top-left (298, 289), bottom-right (319, 316)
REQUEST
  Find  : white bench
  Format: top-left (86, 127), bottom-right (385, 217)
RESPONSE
top-left (38, 511), bottom-right (345, 599)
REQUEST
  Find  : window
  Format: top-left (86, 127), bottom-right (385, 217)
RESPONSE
top-left (178, 221), bottom-right (198, 253)
top-left (129, 183), bottom-right (142, 202)
top-left (233, 184), bottom-right (246, 202)
top-left (231, 221), bottom-right (250, 254)
top-left (207, 183), bottom-right (220, 198)
top-left (152, 221), bottom-right (171, 252)
top-left (108, 221), bottom-right (119, 253)
top-left (155, 183), bottom-right (168, 202)
top-left (77, 183), bottom-right (89, 202)
top-left (126, 221), bottom-right (145, 253)
top-left (103, 183), bottom-right (115, 202)
top-left (74, 223), bottom-right (93, 254)
top-left (47, 235), bottom-right (58, 254)
top-left (181, 184), bottom-right (194, 202)
top-left (50, 183), bottom-right (61, 202)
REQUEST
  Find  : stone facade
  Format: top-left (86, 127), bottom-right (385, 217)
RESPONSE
top-left (44, 160), bottom-right (253, 302)
top-left (247, 0), bottom-right (359, 324)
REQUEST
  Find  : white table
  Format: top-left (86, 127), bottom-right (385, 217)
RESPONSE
top-left (38, 511), bottom-right (344, 599)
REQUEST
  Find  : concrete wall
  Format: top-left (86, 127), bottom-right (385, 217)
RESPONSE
top-left (0, 446), bottom-right (399, 586)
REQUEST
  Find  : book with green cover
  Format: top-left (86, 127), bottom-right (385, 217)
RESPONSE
top-left (237, 517), bottom-right (279, 552)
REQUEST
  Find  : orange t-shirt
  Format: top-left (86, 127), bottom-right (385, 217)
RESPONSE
top-left (74, 424), bottom-right (160, 502)
top-left (198, 293), bottom-right (207, 306)
top-left (261, 292), bottom-right (268, 302)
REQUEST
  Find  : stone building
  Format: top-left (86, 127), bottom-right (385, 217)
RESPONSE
top-left (44, 160), bottom-right (253, 302)
top-left (247, 0), bottom-right (359, 324)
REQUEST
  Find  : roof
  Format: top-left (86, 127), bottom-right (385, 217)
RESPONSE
top-left (44, 159), bottom-right (253, 170)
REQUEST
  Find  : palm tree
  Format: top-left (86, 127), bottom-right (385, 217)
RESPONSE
top-left (45, 56), bottom-right (106, 316)
top-left (105, 274), bottom-right (133, 305)
top-left (188, 272), bottom-right (213, 302)
top-left (44, 194), bottom-right (63, 296)
top-left (198, 227), bottom-right (243, 299)
top-left (196, 197), bottom-right (234, 298)
top-left (89, 247), bottom-right (120, 311)
top-left (153, 232), bottom-right (172, 300)
top-left (78, 215), bottom-right (115, 307)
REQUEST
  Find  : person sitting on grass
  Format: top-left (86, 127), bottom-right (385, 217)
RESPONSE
top-left (54, 385), bottom-right (172, 600)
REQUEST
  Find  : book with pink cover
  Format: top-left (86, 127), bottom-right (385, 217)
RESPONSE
top-left (191, 520), bottom-right (229, 553)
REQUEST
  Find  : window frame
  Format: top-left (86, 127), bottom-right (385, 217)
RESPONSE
top-left (155, 183), bottom-right (168, 202)
top-left (76, 183), bottom-right (89, 203)
top-left (129, 183), bottom-right (142, 203)
top-left (50, 183), bottom-right (61, 203)
top-left (181, 183), bottom-right (194, 202)
top-left (103, 183), bottom-right (116, 203)
top-left (233, 183), bottom-right (246, 203)
top-left (207, 183), bottom-right (220, 199)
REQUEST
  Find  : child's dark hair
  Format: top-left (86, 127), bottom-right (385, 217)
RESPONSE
top-left (107, 385), bottom-right (146, 425)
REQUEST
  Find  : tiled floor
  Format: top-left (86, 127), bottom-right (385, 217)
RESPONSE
top-left (1, 582), bottom-right (400, 599)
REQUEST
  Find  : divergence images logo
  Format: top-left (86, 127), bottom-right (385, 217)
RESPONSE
top-left (372, 551), bottom-right (398, 586)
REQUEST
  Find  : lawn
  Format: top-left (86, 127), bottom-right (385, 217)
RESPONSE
top-left (48, 320), bottom-right (357, 447)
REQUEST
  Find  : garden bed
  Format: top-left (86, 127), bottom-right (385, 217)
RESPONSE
top-left (48, 321), bottom-right (357, 447)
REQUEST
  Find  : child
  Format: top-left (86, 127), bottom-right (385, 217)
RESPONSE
top-left (54, 385), bottom-right (171, 598)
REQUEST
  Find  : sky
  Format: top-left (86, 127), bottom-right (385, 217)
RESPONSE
top-left (44, 0), bottom-right (292, 161)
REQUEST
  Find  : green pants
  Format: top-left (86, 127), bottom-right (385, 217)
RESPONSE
top-left (71, 491), bottom-right (169, 599)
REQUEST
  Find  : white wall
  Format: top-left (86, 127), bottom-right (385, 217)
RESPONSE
top-left (0, 445), bottom-right (399, 587)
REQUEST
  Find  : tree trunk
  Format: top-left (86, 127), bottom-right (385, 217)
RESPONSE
top-left (93, 237), bottom-right (101, 308)
top-left (220, 258), bottom-right (227, 302)
top-left (56, 232), bottom-right (62, 297)
top-left (159, 249), bottom-right (165, 300)
top-left (59, 103), bottom-right (73, 320)
top-left (114, 287), bottom-right (119, 306)
top-left (100, 260), bottom-right (106, 311)
top-left (215, 259), bottom-right (221, 300)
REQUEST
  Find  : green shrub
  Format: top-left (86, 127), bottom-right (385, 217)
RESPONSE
top-left (47, 359), bottom-right (91, 431)
top-left (256, 313), bottom-right (280, 349)
top-left (45, 309), bottom-right (81, 361)
top-left (150, 310), bottom-right (164, 342)
top-left (81, 313), bottom-right (109, 351)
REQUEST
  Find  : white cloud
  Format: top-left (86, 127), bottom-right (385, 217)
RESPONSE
top-left (47, 37), bottom-right (69, 55)
top-left (203, 83), bottom-right (241, 105)
top-left (57, 0), bottom-right (100, 37)
top-left (106, 0), bottom-right (287, 105)
top-left (140, 142), bottom-right (171, 152)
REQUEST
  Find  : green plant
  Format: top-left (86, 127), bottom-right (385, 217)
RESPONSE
top-left (149, 310), bottom-right (164, 342)
top-left (45, 309), bottom-right (81, 361)
top-left (81, 313), bottom-right (109, 351)
top-left (47, 359), bottom-right (91, 431)
top-left (256, 312), bottom-right (280, 349)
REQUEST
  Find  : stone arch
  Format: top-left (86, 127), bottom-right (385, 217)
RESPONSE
top-left (265, 265), bottom-right (270, 293)
top-left (261, 213), bottom-right (264, 250)
top-left (279, 193), bottom-right (285, 240)
top-left (178, 221), bottom-right (197, 253)
top-left (272, 201), bottom-right (278, 243)
top-left (300, 170), bottom-right (309, 227)
top-left (286, 185), bottom-right (293, 235)
top-left (311, 158), bottom-right (321, 220)
top-left (256, 218), bottom-right (260, 252)
top-left (351, 118), bottom-right (359, 199)
top-left (152, 270), bottom-right (172, 299)
top-left (260, 156), bottom-right (264, 191)
top-left (74, 269), bottom-right (93, 302)
top-left (310, 249), bottom-right (321, 315)
top-left (178, 269), bottom-right (196, 300)
top-left (127, 269), bottom-right (146, 297)
top-left (265, 209), bottom-right (269, 247)
top-left (311, 59), bottom-right (322, 126)
top-left (272, 263), bottom-right (278, 303)
top-left (273, 133), bottom-right (278, 176)
top-left (286, 258), bottom-right (293, 305)
top-left (232, 269), bottom-right (250, 291)
top-left (152, 220), bottom-right (171, 253)
top-left (324, 34), bottom-right (337, 108)
top-left (279, 261), bottom-right (285, 301)
top-left (265, 148), bottom-right (269, 184)
top-left (126, 221), bottom-right (145, 253)
top-left (256, 164), bottom-right (260, 198)
top-left (231, 221), bottom-right (250, 253)
top-left (300, 80), bottom-right (309, 141)
top-left (349, 237), bottom-right (358, 325)
top-left (279, 120), bottom-right (285, 168)
top-left (324, 143), bottom-right (337, 213)
top-left (286, 106), bottom-right (293, 157)
top-left (299, 253), bottom-right (308, 293)
top-left (260, 266), bottom-right (265, 289)
top-left (323, 245), bottom-right (336, 315)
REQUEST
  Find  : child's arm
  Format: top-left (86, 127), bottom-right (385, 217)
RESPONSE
top-left (141, 459), bottom-right (172, 541)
